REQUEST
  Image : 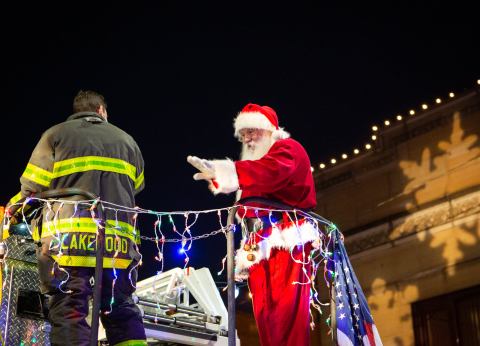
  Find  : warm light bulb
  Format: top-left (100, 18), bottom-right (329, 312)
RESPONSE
top-left (353, 149), bottom-right (360, 155)
top-left (341, 153), bottom-right (348, 159)
top-left (310, 166), bottom-right (314, 172)
top-left (372, 125), bottom-right (378, 131)
top-left (421, 104), bottom-right (428, 110)
top-left (319, 163), bottom-right (326, 169)
top-left (449, 92), bottom-right (455, 98)
top-left (330, 158), bottom-right (337, 164)
top-left (365, 143), bottom-right (372, 150)
top-left (477, 79), bottom-right (480, 85)
top-left (409, 110), bottom-right (415, 115)
top-left (384, 120), bottom-right (390, 126)
top-left (371, 135), bottom-right (377, 140)
top-left (396, 115), bottom-right (402, 121)
top-left (249, 292), bottom-right (253, 299)
top-left (435, 98), bottom-right (442, 104)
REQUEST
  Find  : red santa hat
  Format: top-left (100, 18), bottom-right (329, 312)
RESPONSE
top-left (234, 103), bottom-right (290, 140)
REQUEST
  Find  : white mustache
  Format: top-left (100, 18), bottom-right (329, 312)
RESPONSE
top-left (240, 136), bottom-right (273, 161)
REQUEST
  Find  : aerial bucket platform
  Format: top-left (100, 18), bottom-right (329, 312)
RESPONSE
top-left (0, 191), bottom-right (380, 345)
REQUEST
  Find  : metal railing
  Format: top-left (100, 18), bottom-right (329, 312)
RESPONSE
top-left (4, 193), bottom-right (334, 346)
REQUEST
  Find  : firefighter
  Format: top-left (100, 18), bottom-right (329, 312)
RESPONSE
top-left (7, 90), bottom-right (147, 346)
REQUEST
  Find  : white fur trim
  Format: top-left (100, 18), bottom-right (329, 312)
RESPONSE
top-left (272, 128), bottom-right (290, 140)
top-left (211, 159), bottom-right (239, 194)
top-left (234, 220), bottom-right (320, 280)
top-left (234, 111), bottom-right (276, 137)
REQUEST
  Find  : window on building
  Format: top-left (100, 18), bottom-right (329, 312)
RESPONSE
top-left (412, 284), bottom-right (480, 346)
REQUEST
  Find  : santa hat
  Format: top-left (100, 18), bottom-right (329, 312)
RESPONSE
top-left (233, 103), bottom-right (290, 140)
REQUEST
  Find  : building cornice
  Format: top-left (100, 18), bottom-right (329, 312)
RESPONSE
top-left (344, 188), bottom-right (480, 255)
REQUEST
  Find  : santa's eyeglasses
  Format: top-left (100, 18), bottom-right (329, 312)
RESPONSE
top-left (238, 128), bottom-right (269, 142)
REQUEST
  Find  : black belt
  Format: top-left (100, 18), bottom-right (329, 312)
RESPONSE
top-left (243, 211), bottom-right (305, 233)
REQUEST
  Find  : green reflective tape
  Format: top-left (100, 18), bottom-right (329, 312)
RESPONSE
top-left (41, 217), bottom-right (138, 243)
top-left (135, 170), bottom-right (144, 189)
top-left (22, 163), bottom-right (53, 187)
top-left (52, 255), bottom-right (132, 269)
top-left (113, 340), bottom-right (148, 346)
top-left (8, 191), bottom-right (23, 205)
top-left (53, 156), bottom-right (137, 182)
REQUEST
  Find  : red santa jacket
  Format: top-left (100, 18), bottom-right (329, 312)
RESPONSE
top-left (211, 137), bottom-right (319, 278)
top-left (235, 137), bottom-right (316, 214)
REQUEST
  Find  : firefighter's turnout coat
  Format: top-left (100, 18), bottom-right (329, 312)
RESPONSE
top-left (9, 112), bottom-right (145, 271)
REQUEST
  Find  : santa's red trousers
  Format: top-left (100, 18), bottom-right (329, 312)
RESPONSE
top-left (248, 243), bottom-right (312, 346)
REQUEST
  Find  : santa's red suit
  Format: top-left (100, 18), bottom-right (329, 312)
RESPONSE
top-left (189, 104), bottom-right (318, 346)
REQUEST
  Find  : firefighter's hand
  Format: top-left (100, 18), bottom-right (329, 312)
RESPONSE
top-left (187, 156), bottom-right (216, 181)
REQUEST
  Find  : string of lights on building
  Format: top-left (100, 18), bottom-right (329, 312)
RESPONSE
top-left (310, 79), bottom-right (480, 173)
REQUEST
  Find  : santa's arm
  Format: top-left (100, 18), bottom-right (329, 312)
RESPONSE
top-left (234, 142), bottom-right (296, 194)
top-left (210, 141), bottom-right (296, 195)
top-left (187, 156), bottom-right (239, 194)
top-left (187, 141), bottom-right (297, 195)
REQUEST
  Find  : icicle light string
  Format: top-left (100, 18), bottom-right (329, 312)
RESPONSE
top-left (5, 198), bottom-right (336, 306)
top-left (153, 215), bottom-right (165, 273)
top-left (182, 212), bottom-right (199, 254)
top-left (105, 209), bottom-right (123, 314)
top-left (7, 199), bottom-right (335, 246)
top-left (55, 261), bottom-right (73, 294)
top-left (217, 209), bottom-right (227, 234)
top-left (10, 198), bottom-right (324, 218)
top-left (20, 197), bottom-right (33, 236)
top-left (128, 209), bottom-right (143, 288)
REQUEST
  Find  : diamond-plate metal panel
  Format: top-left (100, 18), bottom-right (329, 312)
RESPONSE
top-left (3, 234), bottom-right (37, 263)
top-left (1, 239), bottom-right (50, 345)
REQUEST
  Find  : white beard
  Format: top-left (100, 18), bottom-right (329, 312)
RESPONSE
top-left (240, 135), bottom-right (273, 161)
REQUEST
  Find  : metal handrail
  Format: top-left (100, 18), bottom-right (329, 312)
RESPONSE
top-left (5, 193), bottom-right (335, 345)
top-left (226, 205), bottom-right (238, 346)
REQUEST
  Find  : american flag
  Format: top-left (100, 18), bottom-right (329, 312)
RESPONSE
top-left (329, 229), bottom-right (383, 346)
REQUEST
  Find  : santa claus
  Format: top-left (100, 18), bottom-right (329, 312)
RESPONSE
top-left (187, 103), bottom-right (318, 346)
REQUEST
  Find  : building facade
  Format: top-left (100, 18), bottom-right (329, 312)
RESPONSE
top-left (314, 87), bottom-right (480, 345)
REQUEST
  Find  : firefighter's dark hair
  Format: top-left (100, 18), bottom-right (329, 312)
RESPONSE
top-left (73, 90), bottom-right (107, 113)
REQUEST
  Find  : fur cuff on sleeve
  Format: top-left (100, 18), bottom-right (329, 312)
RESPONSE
top-left (212, 159), bottom-right (239, 194)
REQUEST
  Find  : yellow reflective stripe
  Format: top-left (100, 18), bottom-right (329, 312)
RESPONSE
top-left (32, 225), bottom-right (40, 242)
top-left (53, 156), bottom-right (137, 181)
top-left (9, 192), bottom-right (23, 205)
top-left (113, 340), bottom-right (147, 346)
top-left (135, 170), bottom-right (144, 190)
top-left (0, 206), bottom-right (7, 240)
top-left (22, 163), bottom-right (53, 187)
top-left (41, 218), bottom-right (138, 243)
top-left (2, 228), bottom-right (10, 240)
top-left (52, 255), bottom-right (132, 269)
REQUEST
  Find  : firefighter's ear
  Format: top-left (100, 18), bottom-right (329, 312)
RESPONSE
top-left (97, 105), bottom-right (108, 121)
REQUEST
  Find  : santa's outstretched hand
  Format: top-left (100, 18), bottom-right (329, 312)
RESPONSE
top-left (187, 156), bottom-right (216, 181)
top-left (187, 155), bottom-right (219, 193)
top-left (187, 155), bottom-right (239, 194)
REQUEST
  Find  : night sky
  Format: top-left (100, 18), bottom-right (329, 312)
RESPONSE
top-left (2, 3), bottom-right (479, 280)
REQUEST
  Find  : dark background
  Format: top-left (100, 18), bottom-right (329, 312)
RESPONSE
top-left (1, 2), bottom-right (479, 281)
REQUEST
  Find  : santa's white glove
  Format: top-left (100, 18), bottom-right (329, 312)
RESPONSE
top-left (187, 156), bottom-right (216, 181)
top-left (187, 156), bottom-right (239, 195)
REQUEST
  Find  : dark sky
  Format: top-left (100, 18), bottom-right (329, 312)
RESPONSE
top-left (2, 3), bottom-right (479, 280)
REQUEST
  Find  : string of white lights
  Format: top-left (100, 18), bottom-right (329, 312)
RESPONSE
top-left (3, 197), bottom-right (339, 329)
top-left (314, 82), bottom-right (480, 171)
